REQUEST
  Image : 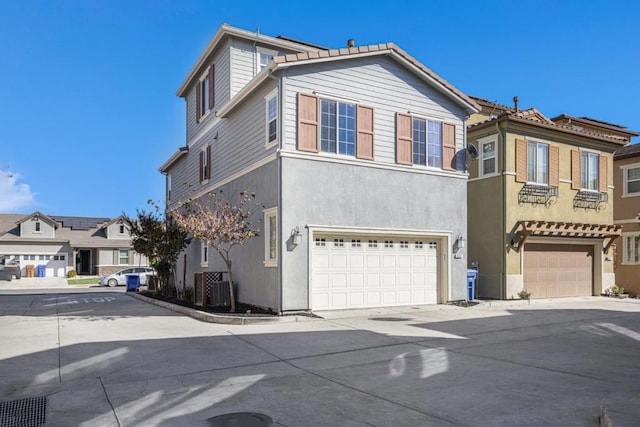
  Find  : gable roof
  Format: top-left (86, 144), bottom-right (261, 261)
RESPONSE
top-left (218, 42), bottom-right (480, 118)
top-left (176, 24), bottom-right (320, 98)
top-left (15, 211), bottom-right (57, 227)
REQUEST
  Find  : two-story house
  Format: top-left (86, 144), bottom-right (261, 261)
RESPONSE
top-left (467, 96), bottom-right (630, 299)
top-left (613, 143), bottom-right (640, 295)
top-left (0, 212), bottom-right (148, 277)
top-left (160, 24), bottom-right (479, 312)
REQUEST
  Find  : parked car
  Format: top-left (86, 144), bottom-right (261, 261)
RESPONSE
top-left (99, 267), bottom-right (155, 287)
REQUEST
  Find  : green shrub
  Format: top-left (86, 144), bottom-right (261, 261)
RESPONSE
top-left (66, 269), bottom-right (77, 278)
top-left (518, 289), bottom-right (532, 300)
top-left (182, 287), bottom-right (194, 303)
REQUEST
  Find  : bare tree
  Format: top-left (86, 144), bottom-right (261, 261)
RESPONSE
top-left (172, 191), bottom-right (258, 312)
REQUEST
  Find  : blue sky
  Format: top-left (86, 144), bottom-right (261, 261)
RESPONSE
top-left (1, 1), bottom-right (638, 218)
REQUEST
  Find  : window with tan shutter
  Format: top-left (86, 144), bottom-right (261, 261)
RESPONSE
top-left (580, 151), bottom-right (599, 191)
top-left (549, 145), bottom-right (559, 187)
top-left (396, 113), bottom-right (412, 165)
top-left (527, 140), bottom-right (549, 184)
top-left (297, 93), bottom-right (319, 152)
top-left (442, 123), bottom-right (456, 171)
top-left (515, 138), bottom-right (528, 183)
top-left (356, 105), bottom-right (374, 160)
top-left (571, 149), bottom-right (581, 190)
top-left (598, 154), bottom-right (607, 193)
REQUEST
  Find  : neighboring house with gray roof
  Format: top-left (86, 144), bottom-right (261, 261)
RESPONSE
top-left (0, 212), bottom-right (148, 278)
top-left (160, 24), bottom-right (479, 312)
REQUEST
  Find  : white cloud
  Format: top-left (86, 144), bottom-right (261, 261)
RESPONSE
top-left (0, 169), bottom-right (36, 212)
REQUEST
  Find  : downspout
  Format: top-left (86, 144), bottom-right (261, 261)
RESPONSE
top-left (496, 121), bottom-right (506, 300)
top-left (267, 70), bottom-right (283, 313)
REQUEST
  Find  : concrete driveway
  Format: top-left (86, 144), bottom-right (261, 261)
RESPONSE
top-left (1, 291), bottom-right (639, 426)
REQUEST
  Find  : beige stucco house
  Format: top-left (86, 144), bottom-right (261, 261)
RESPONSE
top-left (0, 212), bottom-right (148, 277)
top-left (613, 143), bottom-right (640, 295)
top-left (467, 96), bottom-right (635, 299)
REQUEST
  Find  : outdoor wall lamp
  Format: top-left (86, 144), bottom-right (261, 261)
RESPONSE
top-left (291, 227), bottom-right (302, 246)
top-left (456, 234), bottom-right (465, 249)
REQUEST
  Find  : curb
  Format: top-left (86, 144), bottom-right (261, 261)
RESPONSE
top-left (127, 292), bottom-right (310, 325)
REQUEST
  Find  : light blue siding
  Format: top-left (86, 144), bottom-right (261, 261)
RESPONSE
top-left (185, 39), bottom-right (231, 143)
top-left (283, 56), bottom-right (467, 164)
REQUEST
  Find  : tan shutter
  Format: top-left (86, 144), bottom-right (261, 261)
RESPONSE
top-left (571, 149), bottom-right (581, 189)
top-left (549, 145), bottom-right (560, 187)
top-left (598, 154), bottom-right (608, 193)
top-left (206, 145), bottom-right (212, 180)
top-left (196, 81), bottom-right (201, 122)
top-left (396, 113), bottom-right (413, 165)
top-left (356, 105), bottom-right (374, 160)
top-left (515, 138), bottom-right (528, 183)
top-left (128, 250), bottom-right (134, 265)
top-left (209, 65), bottom-right (215, 110)
top-left (442, 123), bottom-right (456, 171)
top-left (199, 151), bottom-right (204, 182)
top-left (297, 93), bottom-right (319, 152)
top-left (112, 250), bottom-right (118, 265)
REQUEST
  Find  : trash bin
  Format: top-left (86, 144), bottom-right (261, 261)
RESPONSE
top-left (126, 274), bottom-right (140, 292)
top-left (37, 265), bottom-right (47, 278)
top-left (467, 269), bottom-right (478, 300)
top-left (26, 265), bottom-right (35, 278)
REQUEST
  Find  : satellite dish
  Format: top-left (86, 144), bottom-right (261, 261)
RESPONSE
top-left (467, 144), bottom-right (479, 160)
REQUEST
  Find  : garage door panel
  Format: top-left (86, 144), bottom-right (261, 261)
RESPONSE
top-left (524, 244), bottom-right (593, 299)
top-left (312, 233), bottom-right (439, 310)
top-left (350, 255), bottom-right (364, 269)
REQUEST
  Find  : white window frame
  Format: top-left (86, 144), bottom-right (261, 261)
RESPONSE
top-left (527, 140), bottom-right (549, 185)
top-left (201, 146), bottom-right (209, 183)
top-left (256, 47), bottom-right (278, 73)
top-left (119, 224), bottom-right (125, 235)
top-left (265, 89), bottom-right (278, 149)
top-left (580, 149), bottom-right (600, 192)
top-left (199, 68), bottom-right (211, 119)
top-left (200, 240), bottom-right (208, 267)
top-left (478, 135), bottom-right (498, 177)
top-left (622, 233), bottom-right (640, 265)
top-left (263, 207), bottom-right (278, 267)
top-left (166, 173), bottom-right (172, 202)
top-left (35, 221), bottom-right (41, 233)
top-left (622, 162), bottom-right (640, 197)
top-left (410, 113), bottom-right (443, 169)
top-left (118, 249), bottom-right (129, 265)
top-left (319, 98), bottom-right (357, 157)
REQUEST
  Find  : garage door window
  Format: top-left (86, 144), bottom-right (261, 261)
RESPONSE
top-left (624, 235), bottom-right (640, 264)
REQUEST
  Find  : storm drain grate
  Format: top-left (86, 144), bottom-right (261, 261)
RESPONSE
top-left (370, 317), bottom-right (412, 322)
top-left (207, 412), bottom-right (273, 426)
top-left (0, 396), bottom-right (47, 427)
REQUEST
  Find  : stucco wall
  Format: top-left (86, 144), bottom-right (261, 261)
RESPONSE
top-left (281, 156), bottom-right (468, 310)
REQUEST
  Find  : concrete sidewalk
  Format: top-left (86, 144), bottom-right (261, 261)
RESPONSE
top-left (1, 293), bottom-right (640, 426)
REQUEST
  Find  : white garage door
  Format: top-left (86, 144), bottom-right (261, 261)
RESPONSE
top-left (46, 254), bottom-right (67, 277)
top-left (311, 234), bottom-right (439, 310)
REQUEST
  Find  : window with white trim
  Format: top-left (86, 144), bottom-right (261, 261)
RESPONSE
top-left (581, 151), bottom-right (599, 191)
top-left (256, 47), bottom-right (278, 73)
top-left (480, 138), bottom-right (497, 175)
top-left (119, 224), bottom-right (125, 234)
top-left (35, 222), bottom-right (41, 232)
top-left (118, 249), bottom-right (129, 265)
top-left (413, 118), bottom-right (442, 167)
top-left (264, 208), bottom-right (277, 267)
top-left (200, 241), bottom-right (208, 266)
top-left (624, 165), bottom-right (640, 196)
top-left (200, 72), bottom-right (210, 116)
top-left (266, 91), bottom-right (278, 146)
top-left (320, 99), bottom-right (356, 156)
top-left (527, 141), bottom-right (549, 184)
top-left (623, 234), bottom-right (640, 264)
top-left (166, 173), bottom-right (172, 202)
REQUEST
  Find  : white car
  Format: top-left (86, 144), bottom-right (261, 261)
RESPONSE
top-left (99, 267), bottom-right (155, 287)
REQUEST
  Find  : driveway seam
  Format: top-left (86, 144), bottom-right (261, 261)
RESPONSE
top-left (98, 376), bottom-right (121, 427)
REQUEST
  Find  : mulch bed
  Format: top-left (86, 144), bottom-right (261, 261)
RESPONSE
top-left (139, 291), bottom-right (278, 316)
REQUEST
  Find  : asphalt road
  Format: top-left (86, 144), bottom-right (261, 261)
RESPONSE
top-left (1, 290), bottom-right (639, 426)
